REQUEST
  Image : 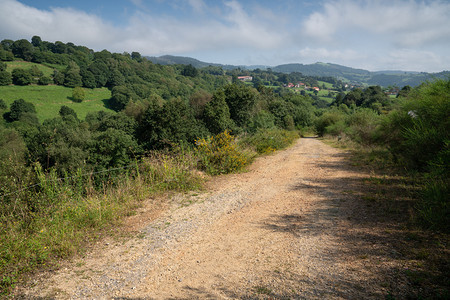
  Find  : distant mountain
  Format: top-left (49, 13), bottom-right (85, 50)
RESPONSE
top-left (145, 55), bottom-right (270, 71)
top-left (272, 62), bottom-right (371, 82)
top-left (145, 55), bottom-right (448, 87)
top-left (272, 62), bottom-right (449, 87)
top-left (146, 55), bottom-right (216, 68)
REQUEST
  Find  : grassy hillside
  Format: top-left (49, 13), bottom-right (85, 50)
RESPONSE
top-left (5, 61), bottom-right (57, 77)
top-left (0, 85), bottom-right (112, 121)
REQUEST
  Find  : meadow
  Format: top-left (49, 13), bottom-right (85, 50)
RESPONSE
top-left (0, 85), bottom-right (113, 121)
top-left (5, 61), bottom-right (57, 77)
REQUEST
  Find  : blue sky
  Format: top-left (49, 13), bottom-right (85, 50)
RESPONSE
top-left (0, 0), bottom-right (449, 72)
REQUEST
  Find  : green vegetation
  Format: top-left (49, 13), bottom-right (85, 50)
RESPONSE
top-left (317, 79), bottom-right (449, 233)
top-left (0, 36), bottom-right (447, 296)
top-left (0, 85), bottom-right (112, 121)
top-left (241, 128), bottom-right (299, 154)
top-left (6, 60), bottom-right (55, 77)
top-left (196, 130), bottom-right (252, 175)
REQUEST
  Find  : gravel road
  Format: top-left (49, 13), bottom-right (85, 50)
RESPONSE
top-left (16, 138), bottom-right (410, 299)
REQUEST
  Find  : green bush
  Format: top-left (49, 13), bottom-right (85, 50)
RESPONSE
top-left (416, 179), bottom-right (450, 232)
top-left (242, 128), bottom-right (299, 154)
top-left (72, 86), bottom-right (85, 103)
top-left (314, 109), bottom-right (346, 137)
top-left (196, 130), bottom-right (251, 175)
top-left (345, 108), bottom-right (379, 145)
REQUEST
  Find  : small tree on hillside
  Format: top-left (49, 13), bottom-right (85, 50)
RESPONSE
top-left (72, 86), bottom-right (85, 103)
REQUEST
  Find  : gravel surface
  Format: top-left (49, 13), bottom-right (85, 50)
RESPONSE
top-left (16, 138), bottom-right (412, 299)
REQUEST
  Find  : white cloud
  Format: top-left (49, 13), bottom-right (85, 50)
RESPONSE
top-left (0, 0), bottom-right (118, 47)
top-left (379, 49), bottom-right (445, 71)
top-left (0, 0), bottom-right (448, 72)
top-left (188, 0), bottom-right (206, 13)
top-left (302, 0), bottom-right (450, 47)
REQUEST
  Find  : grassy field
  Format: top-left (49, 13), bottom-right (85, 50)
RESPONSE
top-left (317, 80), bottom-right (334, 89)
top-left (0, 85), bottom-right (113, 121)
top-left (5, 61), bottom-right (57, 77)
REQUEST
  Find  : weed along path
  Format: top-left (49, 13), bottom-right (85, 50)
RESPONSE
top-left (17, 138), bottom-right (412, 299)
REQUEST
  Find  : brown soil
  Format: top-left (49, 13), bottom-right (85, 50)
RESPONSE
top-left (15, 138), bottom-right (424, 299)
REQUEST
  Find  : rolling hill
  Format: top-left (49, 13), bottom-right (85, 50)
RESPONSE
top-left (146, 55), bottom-right (449, 87)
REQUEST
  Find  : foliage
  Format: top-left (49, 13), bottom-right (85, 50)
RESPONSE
top-left (377, 79), bottom-right (450, 170)
top-left (181, 64), bottom-right (198, 77)
top-left (242, 128), bottom-right (299, 154)
top-left (416, 179), bottom-right (450, 232)
top-left (0, 70), bottom-right (12, 86)
top-left (223, 83), bottom-right (257, 129)
top-left (314, 108), bottom-right (347, 137)
top-left (72, 86), bottom-right (85, 103)
top-left (59, 105), bottom-right (77, 119)
top-left (202, 89), bottom-right (235, 134)
top-left (4, 98), bottom-right (36, 122)
top-left (0, 99), bottom-right (6, 110)
top-left (11, 68), bottom-right (32, 85)
top-left (137, 98), bottom-right (207, 150)
top-left (0, 85), bottom-right (112, 121)
top-left (0, 146), bottom-right (205, 295)
top-left (196, 130), bottom-right (251, 175)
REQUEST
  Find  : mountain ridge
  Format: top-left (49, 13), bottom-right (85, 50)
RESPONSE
top-left (145, 55), bottom-right (449, 87)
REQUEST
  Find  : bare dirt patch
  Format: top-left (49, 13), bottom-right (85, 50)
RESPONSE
top-left (14, 138), bottom-right (434, 299)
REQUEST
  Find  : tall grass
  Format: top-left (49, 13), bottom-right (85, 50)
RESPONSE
top-left (241, 128), bottom-right (299, 154)
top-left (0, 151), bottom-right (204, 295)
top-left (0, 129), bottom-right (301, 294)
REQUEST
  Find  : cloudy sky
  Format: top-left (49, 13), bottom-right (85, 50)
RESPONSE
top-left (0, 0), bottom-right (449, 72)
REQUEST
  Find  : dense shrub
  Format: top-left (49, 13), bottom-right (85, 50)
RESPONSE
top-left (314, 109), bottom-right (346, 137)
top-left (72, 86), bottom-right (85, 103)
top-left (242, 128), bottom-right (299, 154)
top-left (196, 130), bottom-right (251, 175)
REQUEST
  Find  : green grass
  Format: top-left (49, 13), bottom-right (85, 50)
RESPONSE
top-left (0, 85), bottom-right (113, 121)
top-left (0, 151), bottom-right (204, 295)
top-left (5, 61), bottom-right (56, 78)
top-left (317, 80), bottom-right (334, 89)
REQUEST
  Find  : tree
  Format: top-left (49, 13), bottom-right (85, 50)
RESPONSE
top-left (53, 70), bottom-right (65, 85)
top-left (397, 85), bottom-right (412, 98)
top-left (223, 84), bottom-right (257, 128)
top-left (0, 49), bottom-right (14, 61)
top-left (59, 105), bottom-right (78, 119)
top-left (138, 98), bottom-right (205, 150)
top-left (110, 85), bottom-right (136, 111)
top-left (106, 69), bottom-right (125, 87)
top-left (131, 51), bottom-right (142, 61)
top-left (38, 76), bottom-right (51, 85)
top-left (203, 89), bottom-right (235, 134)
top-left (64, 62), bottom-right (82, 87)
top-left (80, 68), bottom-right (97, 88)
top-left (89, 128), bottom-right (140, 170)
top-left (31, 36), bottom-right (42, 47)
top-left (11, 68), bottom-right (32, 85)
top-left (189, 89), bottom-right (212, 118)
top-left (0, 70), bottom-right (12, 85)
top-left (0, 39), bottom-right (14, 51)
top-left (6, 99), bottom-right (36, 122)
top-left (0, 99), bottom-right (7, 110)
top-left (181, 64), bottom-right (198, 77)
top-left (72, 86), bottom-right (85, 103)
top-left (11, 39), bottom-right (34, 61)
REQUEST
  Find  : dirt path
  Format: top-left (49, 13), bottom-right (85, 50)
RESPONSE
top-left (17, 138), bottom-right (410, 299)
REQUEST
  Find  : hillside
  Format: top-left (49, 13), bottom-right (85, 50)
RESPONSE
top-left (146, 55), bottom-right (448, 87)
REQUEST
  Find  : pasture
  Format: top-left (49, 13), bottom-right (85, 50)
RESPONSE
top-left (5, 61), bottom-right (57, 77)
top-left (0, 85), bottom-right (113, 121)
